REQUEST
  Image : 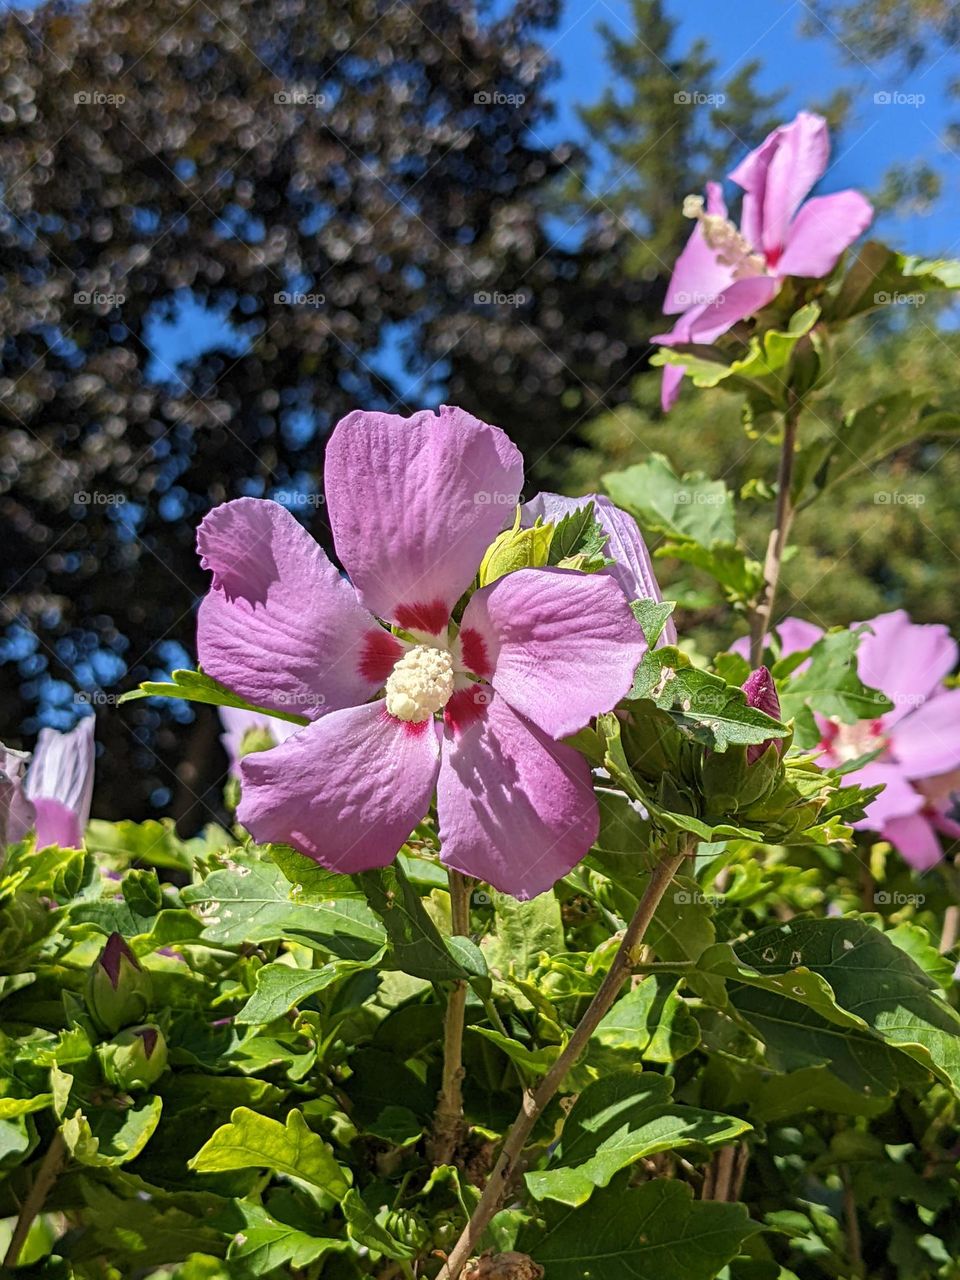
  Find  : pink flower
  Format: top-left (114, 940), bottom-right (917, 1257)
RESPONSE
top-left (521, 492), bottom-right (676, 646)
top-left (16, 718), bottom-right (97, 850)
top-left (655, 111), bottom-right (874, 410)
top-left (218, 706), bottom-right (298, 778)
top-left (195, 406), bottom-right (650, 899)
top-left (741, 613), bottom-right (960, 870)
top-left (0, 744), bottom-right (34, 852)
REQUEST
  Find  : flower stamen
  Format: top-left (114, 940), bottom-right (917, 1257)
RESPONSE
top-left (384, 644), bottom-right (456, 723)
top-left (682, 193), bottom-right (766, 280)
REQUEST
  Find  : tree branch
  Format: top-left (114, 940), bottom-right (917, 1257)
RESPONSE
top-left (3, 1129), bottom-right (67, 1268)
top-left (436, 845), bottom-right (690, 1279)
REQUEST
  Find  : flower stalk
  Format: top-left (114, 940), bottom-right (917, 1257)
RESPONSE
top-left (428, 870), bottom-right (471, 1165)
top-left (3, 1129), bottom-right (67, 1267)
top-left (750, 396), bottom-right (800, 668)
top-left (436, 844), bottom-right (691, 1280)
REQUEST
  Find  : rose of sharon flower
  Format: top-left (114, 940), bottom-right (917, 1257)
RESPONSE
top-left (23, 718), bottom-right (96, 850)
top-left (196, 406), bottom-right (653, 899)
top-left (655, 111), bottom-right (874, 410)
top-left (736, 612), bottom-right (960, 870)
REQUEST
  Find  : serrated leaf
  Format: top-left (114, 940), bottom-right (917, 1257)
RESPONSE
top-left (119, 667), bottom-right (309, 724)
top-left (525, 1071), bottom-right (750, 1206)
top-left (190, 1106), bottom-right (349, 1196)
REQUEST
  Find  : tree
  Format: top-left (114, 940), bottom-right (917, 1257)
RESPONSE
top-left (0, 0), bottom-right (574, 817)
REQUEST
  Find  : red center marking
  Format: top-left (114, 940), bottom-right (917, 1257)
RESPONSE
top-left (394, 599), bottom-right (450, 635)
top-left (443, 685), bottom-right (490, 734)
top-left (458, 626), bottom-right (492, 678)
top-left (359, 629), bottom-right (404, 684)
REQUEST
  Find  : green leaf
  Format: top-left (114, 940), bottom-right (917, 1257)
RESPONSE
top-left (119, 667), bottom-right (309, 724)
top-left (522, 1178), bottom-right (760, 1280)
top-left (630, 599), bottom-right (676, 648)
top-left (603, 453), bottom-right (735, 545)
top-left (627, 648), bottom-right (788, 750)
top-left (181, 851), bottom-right (384, 959)
top-left (236, 954), bottom-right (385, 1024)
top-left (547, 501), bottom-right (611, 572)
top-left (63, 1096), bottom-right (163, 1166)
top-left (525, 1071), bottom-right (750, 1206)
top-left (354, 861), bottom-right (485, 986)
top-left (657, 539), bottom-right (764, 602)
top-left (482, 890), bottom-right (565, 982)
top-left (791, 391), bottom-right (960, 507)
top-left (721, 918), bottom-right (960, 1094)
top-left (222, 1201), bottom-right (351, 1276)
top-left (778, 628), bottom-right (892, 748)
top-left (0, 1094), bottom-right (52, 1119)
top-left (342, 1188), bottom-right (416, 1260)
top-left (592, 973), bottom-right (700, 1063)
top-left (189, 1106), bottom-right (350, 1196)
top-left (825, 240), bottom-right (960, 322)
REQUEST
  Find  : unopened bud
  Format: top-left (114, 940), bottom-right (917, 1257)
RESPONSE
top-left (97, 1024), bottom-right (168, 1090)
top-left (741, 666), bottom-right (784, 765)
top-left (85, 932), bottom-right (153, 1033)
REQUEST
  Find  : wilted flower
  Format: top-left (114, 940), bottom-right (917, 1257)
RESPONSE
top-left (195, 406), bottom-right (654, 898)
top-left (741, 612), bottom-right (960, 869)
top-left (655, 111), bottom-right (873, 410)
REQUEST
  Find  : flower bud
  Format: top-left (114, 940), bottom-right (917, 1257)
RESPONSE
top-left (741, 666), bottom-right (784, 765)
top-left (478, 515), bottom-right (552, 587)
top-left (85, 932), bottom-right (153, 1033)
top-left (97, 1024), bottom-right (167, 1091)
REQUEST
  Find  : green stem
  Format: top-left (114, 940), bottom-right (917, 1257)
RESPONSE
top-left (3, 1129), bottom-right (67, 1267)
top-left (435, 845), bottom-right (690, 1280)
top-left (428, 870), bottom-right (471, 1166)
top-left (750, 397), bottom-right (801, 668)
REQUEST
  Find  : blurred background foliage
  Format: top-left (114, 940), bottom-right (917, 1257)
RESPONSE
top-left (1, 0), bottom-right (957, 819)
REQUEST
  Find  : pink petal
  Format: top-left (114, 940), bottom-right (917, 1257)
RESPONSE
top-left (730, 111), bottom-right (829, 259)
top-left (324, 405), bottom-right (523, 633)
top-left (777, 191), bottom-right (874, 278)
top-left (890, 690), bottom-right (960, 780)
top-left (684, 276), bottom-right (780, 343)
top-left (882, 812), bottom-right (943, 871)
top-left (1, 745), bottom-right (35, 846)
top-left (218, 706), bottom-right (300, 777)
top-left (855, 611), bottom-right (957, 727)
top-left (237, 702), bottom-right (440, 872)
top-left (844, 761), bottom-right (923, 830)
top-left (25, 717), bottom-right (95, 845)
top-left (197, 498), bottom-right (389, 721)
top-left (437, 692), bottom-right (598, 899)
top-left (661, 364), bottom-right (685, 411)
top-left (663, 183), bottom-right (735, 315)
top-left (459, 568), bottom-right (644, 739)
top-left (521, 493), bottom-right (675, 645)
top-left (777, 617), bottom-right (826, 658)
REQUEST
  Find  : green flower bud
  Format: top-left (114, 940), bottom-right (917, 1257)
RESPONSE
top-left (85, 932), bottom-right (153, 1033)
top-left (97, 1024), bottom-right (168, 1091)
top-left (478, 511), bottom-right (552, 587)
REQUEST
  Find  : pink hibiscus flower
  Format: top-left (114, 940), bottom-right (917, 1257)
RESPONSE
top-left (655, 111), bottom-right (874, 410)
top-left (195, 406), bottom-right (652, 899)
top-left (4, 718), bottom-right (97, 851)
top-left (736, 612), bottom-right (960, 870)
